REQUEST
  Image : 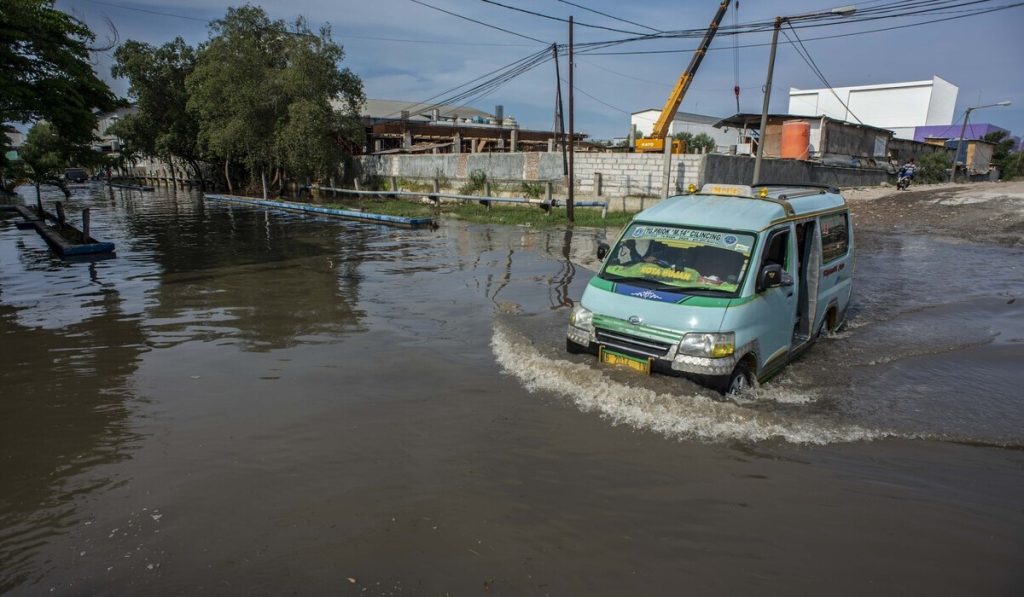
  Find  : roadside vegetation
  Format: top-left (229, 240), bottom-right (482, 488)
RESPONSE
top-left (983, 131), bottom-right (1024, 180)
top-left (114, 6), bottom-right (364, 198)
top-left (915, 152), bottom-right (951, 183)
top-left (323, 199), bottom-right (634, 229)
top-left (1, 0), bottom-right (117, 194)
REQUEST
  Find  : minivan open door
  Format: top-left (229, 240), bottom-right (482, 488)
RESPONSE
top-left (755, 225), bottom-right (798, 366)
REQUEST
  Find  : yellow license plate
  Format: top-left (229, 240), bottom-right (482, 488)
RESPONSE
top-left (599, 347), bottom-right (651, 374)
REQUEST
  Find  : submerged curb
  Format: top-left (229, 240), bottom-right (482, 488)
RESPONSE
top-left (204, 194), bottom-right (435, 229)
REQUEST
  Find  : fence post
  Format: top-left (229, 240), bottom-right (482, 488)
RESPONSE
top-left (82, 208), bottom-right (90, 241)
top-left (595, 172), bottom-right (603, 196)
top-left (390, 176), bottom-right (398, 192)
top-left (483, 181), bottom-right (492, 211)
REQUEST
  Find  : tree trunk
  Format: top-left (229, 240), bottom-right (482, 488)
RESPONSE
top-left (224, 157), bottom-right (232, 194)
top-left (261, 169), bottom-right (268, 200)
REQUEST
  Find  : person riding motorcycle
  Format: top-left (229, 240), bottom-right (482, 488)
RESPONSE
top-left (897, 158), bottom-right (916, 190)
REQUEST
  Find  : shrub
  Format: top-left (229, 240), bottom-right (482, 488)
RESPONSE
top-left (519, 181), bottom-right (544, 199)
top-left (916, 152), bottom-right (950, 183)
top-left (1001, 151), bottom-right (1024, 180)
top-left (459, 169), bottom-right (487, 195)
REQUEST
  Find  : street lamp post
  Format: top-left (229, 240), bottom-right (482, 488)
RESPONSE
top-left (950, 101), bottom-right (1011, 182)
top-left (752, 5), bottom-right (856, 186)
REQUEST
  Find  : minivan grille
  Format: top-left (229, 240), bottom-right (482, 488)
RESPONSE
top-left (595, 328), bottom-right (672, 358)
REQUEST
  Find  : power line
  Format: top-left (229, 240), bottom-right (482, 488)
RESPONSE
top-left (478, 0), bottom-right (647, 35)
top-left (409, 0), bottom-right (550, 44)
top-left (80, 0), bottom-right (535, 47)
top-left (560, 77), bottom-right (633, 116)
top-left (578, 2), bottom-right (1024, 55)
top-left (568, 0), bottom-right (1009, 53)
top-left (553, 0), bottom-right (662, 33)
top-left (782, 26), bottom-right (864, 124)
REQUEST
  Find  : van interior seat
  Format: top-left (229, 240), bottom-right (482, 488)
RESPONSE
top-left (690, 247), bottom-right (743, 279)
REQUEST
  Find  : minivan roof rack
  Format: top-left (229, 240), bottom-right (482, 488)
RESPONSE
top-left (753, 182), bottom-right (840, 194)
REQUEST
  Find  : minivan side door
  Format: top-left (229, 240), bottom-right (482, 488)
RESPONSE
top-left (752, 224), bottom-right (798, 368)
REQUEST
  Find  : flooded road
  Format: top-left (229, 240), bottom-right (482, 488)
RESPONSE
top-left (1, 185), bottom-right (1022, 595)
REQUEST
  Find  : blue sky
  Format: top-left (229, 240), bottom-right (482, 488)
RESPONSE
top-left (60, 0), bottom-right (1024, 139)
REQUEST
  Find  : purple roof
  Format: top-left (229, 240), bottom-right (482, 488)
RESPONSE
top-left (914, 122), bottom-right (1008, 142)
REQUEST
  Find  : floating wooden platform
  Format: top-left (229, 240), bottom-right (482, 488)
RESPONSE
top-left (204, 194), bottom-right (436, 229)
top-left (2, 204), bottom-right (115, 257)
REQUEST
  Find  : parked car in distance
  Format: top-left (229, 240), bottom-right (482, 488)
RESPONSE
top-left (65, 168), bottom-right (88, 184)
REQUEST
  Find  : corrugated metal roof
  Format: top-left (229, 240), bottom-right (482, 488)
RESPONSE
top-left (351, 99), bottom-right (495, 121)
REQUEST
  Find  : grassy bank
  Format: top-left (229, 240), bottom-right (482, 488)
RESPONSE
top-left (321, 199), bottom-right (636, 229)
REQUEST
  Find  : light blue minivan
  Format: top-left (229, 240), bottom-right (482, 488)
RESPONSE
top-left (566, 183), bottom-right (854, 395)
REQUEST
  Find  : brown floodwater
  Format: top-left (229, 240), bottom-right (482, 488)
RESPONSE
top-left (1, 185), bottom-right (1022, 595)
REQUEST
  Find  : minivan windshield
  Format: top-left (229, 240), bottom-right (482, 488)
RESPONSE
top-left (601, 224), bottom-right (755, 294)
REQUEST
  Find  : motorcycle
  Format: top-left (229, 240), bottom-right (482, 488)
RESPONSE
top-left (896, 165), bottom-right (914, 191)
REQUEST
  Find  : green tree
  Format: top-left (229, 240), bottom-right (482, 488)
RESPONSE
top-left (1, 0), bottom-right (116, 143)
top-left (690, 132), bottom-right (716, 154)
top-left (1001, 151), bottom-right (1024, 180)
top-left (916, 151), bottom-right (951, 183)
top-left (19, 122), bottom-right (75, 202)
top-left (186, 6), bottom-right (364, 198)
top-left (111, 38), bottom-right (206, 182)
top-left (981, 130), bottom-right (1016, 178)
top-left (274, 16), bottom-right (364, 185)
top-left (672, 131), bottom-right (694, 148)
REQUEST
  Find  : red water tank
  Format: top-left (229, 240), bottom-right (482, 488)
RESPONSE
top-left (780, 120), bottom-right (811, 161)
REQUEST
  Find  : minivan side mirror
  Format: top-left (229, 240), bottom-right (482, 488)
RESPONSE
top-left (597, 242), bottom-right (610, 261)
top-left (757, 263), bottom-right (783, 292)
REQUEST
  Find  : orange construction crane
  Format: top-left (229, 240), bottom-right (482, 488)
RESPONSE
top-left (635, 0), bottom-right (731, 153)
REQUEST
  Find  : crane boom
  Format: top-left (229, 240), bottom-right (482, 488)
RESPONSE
top-left (636, 0), bottom-right (731, 153)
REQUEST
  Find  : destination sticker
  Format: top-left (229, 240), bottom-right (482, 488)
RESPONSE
top-left (630, 226), bottom-right (752, 252)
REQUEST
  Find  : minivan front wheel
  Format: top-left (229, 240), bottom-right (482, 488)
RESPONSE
top-left (720, 361), bottom-right (755, 396)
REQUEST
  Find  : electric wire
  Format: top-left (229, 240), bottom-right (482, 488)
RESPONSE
top-left (553, 0), bottom-right (663, 33)
top-left (409, 0), bottom-right (549, 44)
top-left (576, 2), bottom-right (1024, 55)
top-left (478, 0), bottom-right (648, 35)
top-left (782, 26), bottom-right (865, 124)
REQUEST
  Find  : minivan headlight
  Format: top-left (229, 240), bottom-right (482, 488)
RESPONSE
top-left (677, 332), bottom-right (735, 358)
top-left (569, 305), bottom-right (593, 329)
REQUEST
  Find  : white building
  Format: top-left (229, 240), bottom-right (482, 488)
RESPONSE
top-left (788, 76), bottom-right (958, 139)
top-left (630, 109), bottom-right (740, 150)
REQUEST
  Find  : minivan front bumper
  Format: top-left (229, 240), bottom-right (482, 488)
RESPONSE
top-left (567, 323), bottom-right (750, 377)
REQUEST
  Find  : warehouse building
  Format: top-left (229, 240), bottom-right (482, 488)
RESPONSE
top-left (788, 76), bottom-right (958, 139)
top-left (630, 109), bottom-right (739, 151)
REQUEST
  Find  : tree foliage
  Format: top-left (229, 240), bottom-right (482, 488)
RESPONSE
top-left (112, 38), bottom-right (203, 173)
top-left (18, 121), bottom-right (79, 196)
top-left (672, 131), bottom-right (716, 153)
top-left (916, 151), bottom-right (951, 183)
top-left (981, 130), bottom-right (1018, 178)
top-left (0, 0), bottom-right (116, 143)
top-left (184, 6), bottom-right (364, 195)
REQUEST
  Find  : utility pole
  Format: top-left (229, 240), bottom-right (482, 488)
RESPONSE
top-left (552, 44), bottom-right (567, 178)
top-left (567, 16), bottom-right (575, 224)
top-left (752, 17), bottom-right (781, 186)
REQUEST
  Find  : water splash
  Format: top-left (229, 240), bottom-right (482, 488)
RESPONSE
top-left (491, 323), bottom-right (895, 445)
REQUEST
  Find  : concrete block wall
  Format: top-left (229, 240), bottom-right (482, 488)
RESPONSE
top-left (357, 152), bottom-right (704, 200)
top-left (356, 152), bottom-right (888, 203)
